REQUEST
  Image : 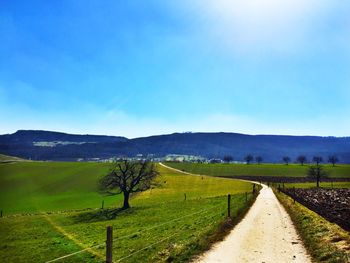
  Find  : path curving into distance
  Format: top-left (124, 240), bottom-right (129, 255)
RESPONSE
top-left (159, 163), bottom-right (311, 263)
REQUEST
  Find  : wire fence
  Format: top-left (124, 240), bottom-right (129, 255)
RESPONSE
top-left (45, 191), bottom-right (256, 263)
top-left (44, 201), bottom-right (225, 263)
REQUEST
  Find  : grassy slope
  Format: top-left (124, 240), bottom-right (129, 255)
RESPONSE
top-left (0, 164), bottom-right (255, 262)
top-left (165, 162), bottom-right (350, 178)
top-left (0, 154), bottom-right (27, 162)
top-left (275, 191), bottom-right (350, 262)
top-left (0, 162), bottom-right (117, 214)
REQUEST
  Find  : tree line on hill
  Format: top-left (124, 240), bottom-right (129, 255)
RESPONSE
top-left (221, 154), bottom-right (339, 166)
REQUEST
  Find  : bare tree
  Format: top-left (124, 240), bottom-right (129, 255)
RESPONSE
top-left (328, 155), bottom-right (339, 167)
top-left (255, 156), bottom-right (263, 164)
top-left (296, 155), bottom-right (307, 166)
top-left (99, 160), bottom-right (158, 210)
top-left (223, 155), bottom-right (233, 163)
top-left (307, 165), bottom-right (328, 187)
top-left (313, 156), bottom-right (323, 166)
top-left (244, 154), bottom-right (254, 165)
top-left (282, 156), bottom-right (291, 165)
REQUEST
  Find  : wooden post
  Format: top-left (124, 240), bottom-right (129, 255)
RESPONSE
top-left (106, 226), bottom-right (113, 263)
top-left (101, 200), bottom-right (104, 210)
top-left (227, 194), bottom-right (231, 218)
top-left (184, 193), bottom-right (187, 201)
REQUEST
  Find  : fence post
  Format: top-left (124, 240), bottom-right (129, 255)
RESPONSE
top-left (184, 193), bottom-right (187, 201)
top-left (106, 226), bottom-right (113, 263)
top-left (227, 194), bottom-right (231, 218)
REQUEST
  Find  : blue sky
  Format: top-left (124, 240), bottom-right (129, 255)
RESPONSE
top-left (1, 0), bottom-right (349, 138)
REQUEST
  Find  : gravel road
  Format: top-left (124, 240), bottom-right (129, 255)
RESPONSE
top-left (194, 184), bottom-right (311, 263)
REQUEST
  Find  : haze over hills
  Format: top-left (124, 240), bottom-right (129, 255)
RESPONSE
top-left (0, 130), bottom-right (349, 163)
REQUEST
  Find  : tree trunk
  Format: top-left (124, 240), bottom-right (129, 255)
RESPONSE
top-left (122, 192), bottom-right (130, 209)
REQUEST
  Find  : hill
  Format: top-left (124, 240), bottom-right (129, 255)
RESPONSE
top-left (0, 153), bottom-right (27, 163)
top-left (0, 130), bottom-right (350, 162)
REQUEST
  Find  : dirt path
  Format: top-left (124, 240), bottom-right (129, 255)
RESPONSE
top-left (160, 163), bottom-right (311, 262)
top-left (194, 184), bottom-right (311, 263)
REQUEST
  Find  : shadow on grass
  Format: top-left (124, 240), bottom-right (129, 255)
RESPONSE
top-left (71, 207), bottom-right (136, 223)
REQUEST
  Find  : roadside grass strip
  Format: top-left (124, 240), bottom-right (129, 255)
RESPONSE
top-left (275, 190), bottom-right (350, 263)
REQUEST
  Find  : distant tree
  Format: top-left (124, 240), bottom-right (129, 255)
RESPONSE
top-left (244, 154), bottom-right (254, 165)
top-left (328, 155), bottom-right (339, 167)
top-left (313, 156), bottom-right (323, 166)
top-left (255, 156), bottom-right (263, 164)
top-left (223, 155), bottom-right (233, 163)
top-left (99, 160), bottom-right (158, 210)
top-left (296, 155), bottom-right (307, 166)
top-left (282, 156), bottom-right (291, 165)
top-left (307, 165), bottom-right (328, 187)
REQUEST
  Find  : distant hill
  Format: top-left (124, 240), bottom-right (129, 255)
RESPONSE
top-left (0, 130), bottom-right (349, 163)
top-left (0, 130), bottom-right (127, 144)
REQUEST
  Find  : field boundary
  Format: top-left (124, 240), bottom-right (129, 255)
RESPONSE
top-left (275, 190), bottom-right (350, 262)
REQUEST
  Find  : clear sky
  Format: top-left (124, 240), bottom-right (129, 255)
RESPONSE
top-left (1, 0), bottom-right (349, 138)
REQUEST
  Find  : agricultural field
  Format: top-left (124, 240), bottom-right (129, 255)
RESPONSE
top-left (0, 163), bottom-right (256, 262)
top-left (284, 182), bottom-right (350, 189)
top-left (165, 162), bottom-right (350, 178)
top-left (279, 186), bottom-right (350, 231)
top-left (0, 162), bottom-right (115, 214)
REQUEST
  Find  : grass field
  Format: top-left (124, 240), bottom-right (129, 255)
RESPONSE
top-left (0, 163), bottom-right (255, 262)
top-left (0, 162), bottom-right (115, 214)
top-left (165, 162), bottom-right (350, 178)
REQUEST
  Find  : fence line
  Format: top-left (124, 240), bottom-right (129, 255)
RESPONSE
top-left (114, 206), bottom-right (225, 262)
top-left (45, 202), bottom-right (224, 262)
top-left (45, 242), bottom-right (105, 263)
top-left (115, 233), bottom-right (177, 262)
top-left (113, 203), bottom-right (223, 241)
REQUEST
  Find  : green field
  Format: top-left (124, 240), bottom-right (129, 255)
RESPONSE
top-left (0, 162), bottom-right (115, 214)
top-left (0, 163), bottom-right (255, 262)
top-left (165, 162), bottom-right (350, 178)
